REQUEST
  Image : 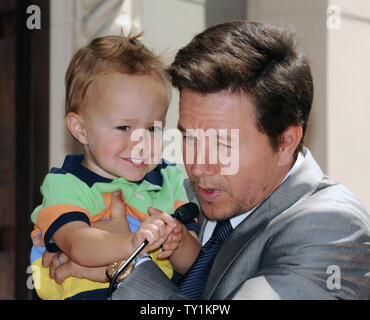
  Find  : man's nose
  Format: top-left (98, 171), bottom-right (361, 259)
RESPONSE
top-left (187, 139), bottom-right (220, 177)
top-left (190, 162), bottom-right (219, 177)
top-left (191, 148), bottom-right (219, 177)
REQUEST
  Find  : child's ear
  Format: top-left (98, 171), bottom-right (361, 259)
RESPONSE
top-left (65, 112), bottom-right (88, 145)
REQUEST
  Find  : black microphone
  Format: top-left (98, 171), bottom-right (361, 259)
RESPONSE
top-left (107, 202), bottom-right (199, 299)
top-left (172, 202), bottom-right (200, 224)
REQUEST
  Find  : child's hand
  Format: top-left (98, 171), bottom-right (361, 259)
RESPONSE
top-left (132, 207), bottom-right (177, 253)
top-left (109, 190), bottom-right (131, 232)
top-left (157, 221), bottom-right (184, 259)
top-left (92, 190), bottom-right (130, 234)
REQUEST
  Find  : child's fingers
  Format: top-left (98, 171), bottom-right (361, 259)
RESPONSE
top-left (169, 232), bottom-right (183, 244)
top-left (136, 224), bottom-right (167, 251)
top-left (162, 239), bottom-right (180, 252)
top-left (147, 208), bottom-right (177, 237)
top-left (172, 223), bottom-right (183, 234)
top-left (147, 206), bottom-right (162, 215)
top-left (150, 220), bottom-right (167, 240)
top-left (157, 250), bottom-right (174, 259)
top-left (144, 217), bottom-right (167, 238)
top-left (111, 191), bottom-right (127, 218)
top-left (147, 207), bottom-right (176, 226)
top-left (136, 208), bottom-right (181, 251)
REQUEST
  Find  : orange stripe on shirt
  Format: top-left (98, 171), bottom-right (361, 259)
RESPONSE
top-left (90, 193), bottom-right (149, 223)
top-left (174, 200), bottom-right (187, 212)
top-left (33, 204), bottom-right (90, 242)
top-left (174, 200), bottom-right (198, 223)
top-left (31, 193), bottom-right (150, 245)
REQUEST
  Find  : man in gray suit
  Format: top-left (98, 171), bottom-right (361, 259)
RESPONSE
top-left (110, 21), bottom-right (370, 300)
top-left (45, 21), bottom-right (370, 299)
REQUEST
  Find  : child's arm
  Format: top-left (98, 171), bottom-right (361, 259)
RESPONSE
top-left (52, 205), bottom-right (177, 267)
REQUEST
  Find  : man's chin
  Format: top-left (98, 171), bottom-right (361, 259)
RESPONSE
top-left (200, 200), bottom-right (235, 221)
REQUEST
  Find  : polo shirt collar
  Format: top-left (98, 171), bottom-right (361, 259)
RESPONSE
top-left (60, 154), bottom-right (165, 189)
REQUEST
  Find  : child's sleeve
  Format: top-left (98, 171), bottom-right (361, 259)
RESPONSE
top-left (31, 173), bottom-right (92, 252)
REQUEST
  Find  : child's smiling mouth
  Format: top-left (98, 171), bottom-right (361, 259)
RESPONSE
top-left (122, 158), bottom-right (146, 168)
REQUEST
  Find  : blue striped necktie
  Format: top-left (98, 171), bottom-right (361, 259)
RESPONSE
top-left (178, 219), bottom-right (233, 299)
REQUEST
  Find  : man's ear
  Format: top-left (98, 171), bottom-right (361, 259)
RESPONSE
top-left (65, 112), bottom-right (88, 145)
top-left (278, 125), bottom-right (303, 166)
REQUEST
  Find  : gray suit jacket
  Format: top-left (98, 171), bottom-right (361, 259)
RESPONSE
top-left (113, 148), bottom-right (370, 300)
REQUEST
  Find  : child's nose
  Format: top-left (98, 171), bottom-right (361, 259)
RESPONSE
top-left (129, 129), bottom-right (152, 158)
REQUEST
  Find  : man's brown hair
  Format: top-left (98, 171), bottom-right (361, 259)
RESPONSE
top-left (168, 21), bottom-right (313, 156)
top-left (65, 32), bottom-right (169, 114)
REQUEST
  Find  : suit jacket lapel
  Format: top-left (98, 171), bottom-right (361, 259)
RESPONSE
top-left (201, 148), bottom-right (326, 299)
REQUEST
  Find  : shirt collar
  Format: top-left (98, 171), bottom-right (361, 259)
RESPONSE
top-left (57, 154), bottom-right (168, 188)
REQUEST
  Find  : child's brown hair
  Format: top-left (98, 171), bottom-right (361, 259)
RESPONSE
top-left (65, 32), bottom-right (169, 115)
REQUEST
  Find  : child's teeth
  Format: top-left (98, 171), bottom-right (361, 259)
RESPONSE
top-left (132, 159), bottom-right (143, 164)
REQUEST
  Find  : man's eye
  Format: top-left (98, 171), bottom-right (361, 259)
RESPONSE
top-left (117, 126), bottom-right (130, 131)
top-left (218, 142), bottom-right (232, 149)
top-left (183, 135), bottom-right (196, 143)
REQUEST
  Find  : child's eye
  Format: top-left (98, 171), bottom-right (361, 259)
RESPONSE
top-left (116, 126), bottom-right (130, 132)
top-left (148, 126), bottom-right (162, 133)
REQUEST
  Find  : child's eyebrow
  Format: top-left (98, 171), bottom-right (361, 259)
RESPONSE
top-left (112, 118), bottom-right (137, 124)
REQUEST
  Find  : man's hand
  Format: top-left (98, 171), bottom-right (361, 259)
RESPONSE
top-left (42, 250), bottom-right (107, 284)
